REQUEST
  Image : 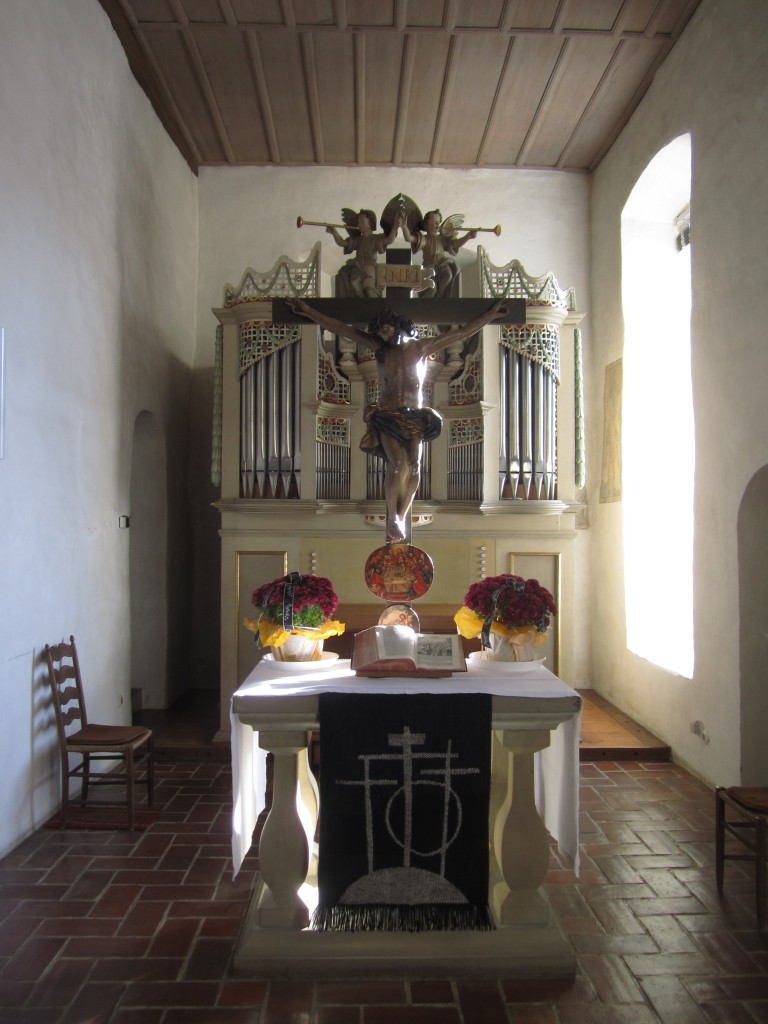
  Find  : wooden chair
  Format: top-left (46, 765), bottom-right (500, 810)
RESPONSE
top-left (44, 636), bottom-right (154, 830)
top-left (715, 785), bottom-right (768, 930)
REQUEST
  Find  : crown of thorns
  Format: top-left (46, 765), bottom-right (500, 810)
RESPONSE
top-left (367, 310), bottom-right (418, 339)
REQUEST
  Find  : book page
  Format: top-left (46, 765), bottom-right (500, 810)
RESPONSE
top-left (378, 625), bottom-right (417, 659)
top-left (415, 634), bottom-right (463, 668)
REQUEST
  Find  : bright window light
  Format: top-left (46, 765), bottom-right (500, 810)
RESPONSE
top-left (621, 136), bottom-right (694, 677)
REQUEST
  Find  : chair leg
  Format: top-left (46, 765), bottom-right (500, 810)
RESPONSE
top-left (715, 787), bottom-right (725, 893)
top-left (757, 815), bottom-right (766, 932)
top-left (127, 748), bottom-right (135, 832)
top-left (147, 738), bottom-right (155, 809)
top-left (81, 752), bottom-right (90, 806)
top-left (60, 752), bottom-right (70, 829)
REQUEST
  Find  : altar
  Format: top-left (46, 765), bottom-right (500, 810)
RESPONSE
top-left (230, 656), bottom-right (581, 977)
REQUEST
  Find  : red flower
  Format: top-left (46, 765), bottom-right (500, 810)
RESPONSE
top-left (463, 574), bottom-right (557, 632)
top-left (252, 573), bottom-right (339, 628)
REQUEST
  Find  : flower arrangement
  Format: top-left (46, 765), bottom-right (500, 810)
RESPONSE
top-left (243, 572), bottom-right (345, 658)
top-left (454, 573), bottom-right (557, 661)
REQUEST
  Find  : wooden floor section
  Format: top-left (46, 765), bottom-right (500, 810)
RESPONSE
top-left (578, 689), bottom-right (671, 762)
top-left (139, 686), bottom-right (672, 763)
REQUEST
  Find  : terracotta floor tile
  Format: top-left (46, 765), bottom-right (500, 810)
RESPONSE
top-left (2, 937), bottom-right (67, 981)
top-left (409, 979), bottom-right (454, 1003)
top-left (109, 1010), bottom-right (165, 1023)
top-left (0, 980), bottom-right (34, 1007)
top-left (316, 980), bottom-right (407, 1004)
top-left (639, 975), bottom-right (710, 1022)
top-left (578, 953), bottom-right (645, 1004)
top-left (624, 951), bottom-right (717, 977)
top-left (455, 979), bottom-right (508, 1023)
top-left (641, 914), bottom-right (701, 953)
top-left (182, 937), bottom-right (233, 980)
top-left (364, 1008), bottom-right (460, 1024)
top-left (64, 935), bottom-right (150, 959)
top-left (313, 1007), bottom-right (360, 1024)
top-left (0, 749), bottom-right (765, 1023)
top-left (120, 980), bottom-right (220, 1007)
top-left (217, 979), bottom-right (269, 1006)
top-left (699, 1002), bottom-right (765, 1023)
top-left (90, 957), bottom-right (183, 982)
top-left (60, 981), bottom-right (124, 1024)
top-left (147, 918), bottom-right (199, 958)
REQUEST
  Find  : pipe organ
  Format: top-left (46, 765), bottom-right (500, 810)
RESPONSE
top-left (212, 243), bottom-right (585, 738)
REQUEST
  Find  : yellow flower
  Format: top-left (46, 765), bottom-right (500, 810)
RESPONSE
top-left (243, 617), bottom-right (345, 649)
top-left (453, 606), bottom-right (545, 645)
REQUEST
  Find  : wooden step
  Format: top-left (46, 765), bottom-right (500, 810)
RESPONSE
top-left (578, 688), bottom-right (671, 761)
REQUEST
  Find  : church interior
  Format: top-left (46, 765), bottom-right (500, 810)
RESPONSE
top-left (1, 0), bottom-right (768, 1017)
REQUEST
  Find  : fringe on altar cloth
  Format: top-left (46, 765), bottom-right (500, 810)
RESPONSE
top-left (310, 903), bottom-right (496, 933)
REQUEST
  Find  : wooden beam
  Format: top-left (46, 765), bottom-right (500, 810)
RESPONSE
top-left (271, 297), bottom-right (526, 325)
top-left (97, 0), bottom-right (200, 173)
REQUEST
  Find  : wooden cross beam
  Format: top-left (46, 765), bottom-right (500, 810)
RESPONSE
top-left (271, 296), bottom-right (526, 326)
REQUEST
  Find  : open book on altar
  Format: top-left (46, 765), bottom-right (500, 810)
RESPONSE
top-left (352, 625), bottom-right (467, 677)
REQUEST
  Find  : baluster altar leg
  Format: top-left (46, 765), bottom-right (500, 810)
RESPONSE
top-left (256, 730), bottom-right (311, 929)
top-left (491, 729), bottom-right (552, 926)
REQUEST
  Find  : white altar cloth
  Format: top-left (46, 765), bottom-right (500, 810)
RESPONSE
top-left (230, 657), bottom-right (581, 876)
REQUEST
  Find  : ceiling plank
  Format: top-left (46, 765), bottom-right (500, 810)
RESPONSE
top-left (439, 33), bottom-right (512, 166)
top-left (299, 32), bottom-right (326, 163)
top-left (430, 33), bottom-right (461, 164)
top-left (98, 0), bottom-right (201, 172)
top-left (556, 38), bottom-right (626, 168)
top-left (245, 29), bottom-right (280, 163)
top-left (168, 0), bottom-right (236, 162)
top-left (586, 35), bottom-right (671, 169)
top-left (354, 31), bottom-right (365, 164)
top-left (479, 35), bottom-right (562, 167)
top-left (217, 0), bottom-right (237, 28)
top-left (476, 36), bottom-right (517, 165)
top-left (280, 0), bottom-right (297, 31)
top-left (103, 0), bottom-right (705, 171)
top-left (515, 37), bottom-right (571, 165)
top-left (392, 33), bottom-right (415, 164)
top-left (311, 32), bottom-right (356, 163)
top-left (499, 0), bottom-right (522, 32)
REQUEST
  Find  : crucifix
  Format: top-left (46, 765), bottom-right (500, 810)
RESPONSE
top-left (277, 294), bottom-right (518, 545)
top-left (275, 212), bottom-right (524, 625)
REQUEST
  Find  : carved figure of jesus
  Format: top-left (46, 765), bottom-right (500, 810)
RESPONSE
top-left (287, 297), bottom-right (511, 543)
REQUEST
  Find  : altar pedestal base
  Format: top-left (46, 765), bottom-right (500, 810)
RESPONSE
top-left (233, 877), bottom-right (575, 978)
top-left (230, 664), bottom-right (581, 979)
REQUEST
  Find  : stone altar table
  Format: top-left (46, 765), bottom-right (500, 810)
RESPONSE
top-left (230, 658), bottom-right (581, 977)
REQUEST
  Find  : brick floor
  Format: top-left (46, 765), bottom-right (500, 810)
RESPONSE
top-left (1, 760), bottom-right (767, 1022)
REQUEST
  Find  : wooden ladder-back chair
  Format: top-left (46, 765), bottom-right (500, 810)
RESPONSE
top-left (715, 785), bottom-right (768, 930)
top-left (44, 636), bottom-right (154, 830)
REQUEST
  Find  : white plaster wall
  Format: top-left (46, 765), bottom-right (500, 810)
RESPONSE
top-left (588, 0), bottom-right (768, 785)
top-left (190, 165), bottom-right (593, 687)
top-left (194, 166), bottom-right (590, 366)
top-left (0, 0), bottom-right (198, 857)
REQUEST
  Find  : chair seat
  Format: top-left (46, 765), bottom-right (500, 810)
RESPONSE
top-left (71, 724), bottom-right (152, 747)
top-left (726, 787), bottom-right (768, 815)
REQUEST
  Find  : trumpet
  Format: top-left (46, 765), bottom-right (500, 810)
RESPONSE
top-left (459, 224), bottom-right (502, 236)
top-left (296, 216), bottom-right (358, 232)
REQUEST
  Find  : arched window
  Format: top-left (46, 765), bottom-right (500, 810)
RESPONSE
top-left (621, 135), bottom-right (694, 677)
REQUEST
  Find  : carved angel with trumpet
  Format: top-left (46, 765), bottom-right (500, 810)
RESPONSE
top-left (325, 207), bottom-right (402, 299)
top-left (297, 195), bottom-right (501, 301)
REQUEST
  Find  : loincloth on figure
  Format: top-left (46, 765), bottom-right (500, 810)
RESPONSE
top-left (360, 405), bottom-right (443, 460)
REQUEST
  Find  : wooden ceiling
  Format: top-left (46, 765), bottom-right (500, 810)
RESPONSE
top-left (98, 0), bottom-right (703, 174)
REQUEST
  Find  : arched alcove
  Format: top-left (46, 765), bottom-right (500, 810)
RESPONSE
top-left (738, 464), bottom-right (768, 783)
top-left (129, 411), bottom-right (169, 710)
